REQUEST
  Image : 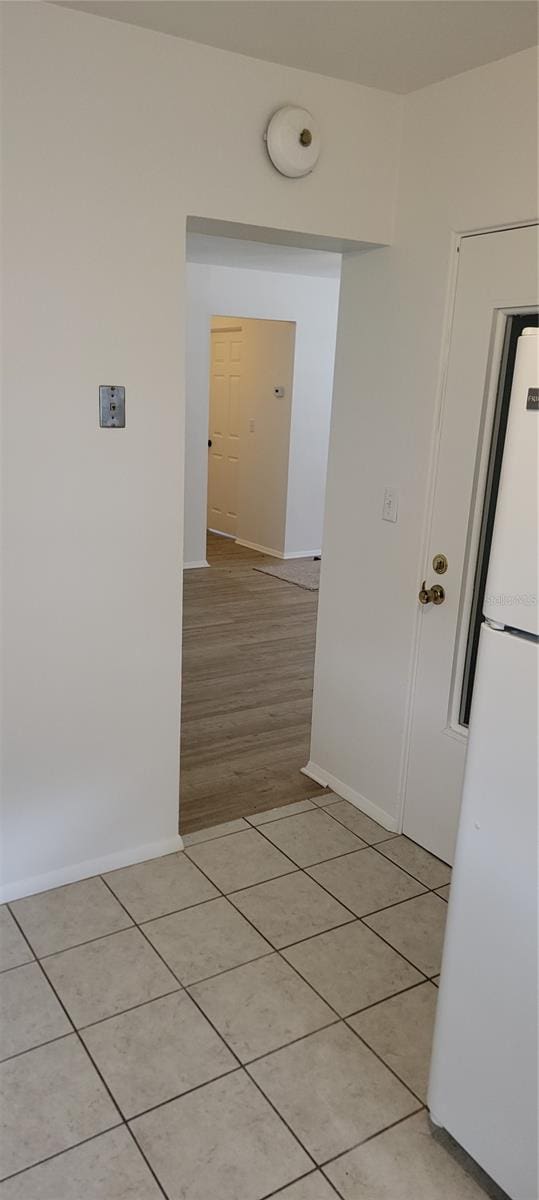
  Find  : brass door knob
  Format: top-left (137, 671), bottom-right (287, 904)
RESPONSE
top-left (419, 581), bottom-right (445, 605)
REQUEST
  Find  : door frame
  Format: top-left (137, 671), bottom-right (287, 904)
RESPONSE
top-left (397, 219), bottom-right (539, 838)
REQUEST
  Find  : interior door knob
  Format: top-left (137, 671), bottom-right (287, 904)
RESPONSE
top-left (419, 581), bottom-right (445, 605)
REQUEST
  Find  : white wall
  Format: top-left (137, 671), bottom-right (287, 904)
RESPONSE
top-left (185, 263), bottom-right (341, 565)
top-left (309, 47), bottom-right (539, 830)
top-left (0, 2), bottom-right (400, 899)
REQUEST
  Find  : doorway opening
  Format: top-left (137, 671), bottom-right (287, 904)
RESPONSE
top-left (180, 228), bottom-right (342, 835)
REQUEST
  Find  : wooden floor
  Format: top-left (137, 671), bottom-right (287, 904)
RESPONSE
top-left (180, 533), bottom-right (325, 834)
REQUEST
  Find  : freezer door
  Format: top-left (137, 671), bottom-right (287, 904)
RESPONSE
top-left (484, 328), bottom-right (538, 635)
top-left (428, 623), bottom-right (538, 1200)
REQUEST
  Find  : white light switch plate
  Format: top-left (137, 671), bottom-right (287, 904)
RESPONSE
top-left (382, 486), bottom-right (398, 523)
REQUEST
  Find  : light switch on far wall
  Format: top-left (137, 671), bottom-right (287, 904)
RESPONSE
top-left (382, 486), bottom-right (399, 523)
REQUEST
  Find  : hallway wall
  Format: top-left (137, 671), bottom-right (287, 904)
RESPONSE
top-left (184, 263), bottom-right (341, 565)
top-left (0, 1), bottom-right (400, 899)
top-left (308, 46), bottom-right (538, 830)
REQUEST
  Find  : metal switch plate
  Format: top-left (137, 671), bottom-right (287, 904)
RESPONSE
top-left (382, 486), bottom-right (398, 523)
top-left (99, 385), bottom-right (125, 428)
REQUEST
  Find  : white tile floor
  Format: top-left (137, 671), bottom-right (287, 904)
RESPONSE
top-left (0, 795), bottom-right (507, 1199)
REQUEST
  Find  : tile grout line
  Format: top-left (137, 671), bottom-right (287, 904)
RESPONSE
top-left (99, 873), bottom-right (321, 1175)
top-left (184, 800), bottom-right (450, 903)
top-left (0, 907), bottom-right (139, 1192)
top-left (0, 957), bottom-right (36, 977)
top-left (113, 856), bottom-right (425, 1149)
top-left (5, 844), bottom-right (438, 1058)
top-left (2, 808), bottom-right (448, 1194)
top-left (6, 908), bottom-right (170, 1200)
top-left (0, 1028), bottom-right (74, 1067)
top-left (193, 855), bottom-right (442, 1088)
top-left (0, 1125), bottom-right (126, 1189)
top-left (213, 814), bottom-right (448, 911)
top-left (250, 822), bottom-right (371, 869)
top-left (8, 917), bottom-right (135, 962)
top-left (3, 844), bottom-right (442, 1058)
top-left (263, 1167), bottom-right (343, 1200)
top-left (106, 859), bottom-right (424, 1176)
top-left (318, 1104), bottom-right (425, 1185)
top-left (311, 800), bottom-right (451, 894)
top-left (369, 840), bottom-right (451, 893)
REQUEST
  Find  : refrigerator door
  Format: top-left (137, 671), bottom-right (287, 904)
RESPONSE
top-left (428, 622), bottom-right (538, 1200)
top-left (484, 328), bottom-right (538, 636)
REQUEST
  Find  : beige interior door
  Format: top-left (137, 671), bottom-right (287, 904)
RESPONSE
top-left (207, 326), bottom-right (242, 537)
top-left (403, 224), bottom-right (538, 865)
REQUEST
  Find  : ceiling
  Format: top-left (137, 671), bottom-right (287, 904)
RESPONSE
top-left (55, 1), bottom-right (538, 94)
top-left (187, 233), bottom-right (342, 277)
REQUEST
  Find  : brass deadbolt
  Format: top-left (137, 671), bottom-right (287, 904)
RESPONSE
top-left (299, 127), bottom-right (313, 147)
top-left (432, 553), bottom-right (448, 575)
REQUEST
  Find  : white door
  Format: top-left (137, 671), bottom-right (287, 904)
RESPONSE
top-left (403, 224), bottom-right (538, 864)
top-left (207, 327), bottom-right (242, 537)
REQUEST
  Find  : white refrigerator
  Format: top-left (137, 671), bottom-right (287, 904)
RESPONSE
top-left (428, 327), bottom-right (538, 1200)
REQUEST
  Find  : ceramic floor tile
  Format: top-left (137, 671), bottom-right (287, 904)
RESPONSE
top-left (249, 1023), bottom-right (418, 1164)
top-left (229, 872), bottom-right (354, 949)
top-left (307, 849), bottom-right (426, 918)
top-left (248, 799), bottom-right (316, 826)
top-left (364, 893), bottom-right (447, 977)
top-left (189, 953), bottom-right (335, 1063)
top-left (185, 829), bottom-right (296, 893)
top-left (143, 897), bottom-right (270, 984)
top-left (42, 927), bottom-right (179, 1027)
top-left (103, 853), bottom-right (218, 922)
top-left (0, 1035), bottom-right (119, 1180)
top-left (310, 793), bottom-right (340, 807)
top-left (432, 975), bottom-right (440, 986)
top-left (435, 884), bottom-right (451, 901)
top-left (349, 982), bottom-right (438, 1101)
top-left (275, 1174), bottom-right (341, 1198)
top-left (10, 878), bottom-right (132, 958)
top-left (324, 801), bottom-right (396, 845)
top-left (324, 1111), bottom-right (490, 1199)
top-left (260, 810), bottom-right (365, 867)
top-left (182, 818), bottom-right (249, 846)
top-left (0, 908), bottom-right (34, 972)
top-left (82, 989), bottom-right (235, 1118)
top-left (0, 1127), bottom-right (162, 1199)
top-left (131, 1069), bottom-right (312, 1200)
top-left (377, 837), bottom-right (452, 889)
top-left (0, 963), bottom-right (71, 1061)
top-left (282, 922), bottom-right (422, 1016)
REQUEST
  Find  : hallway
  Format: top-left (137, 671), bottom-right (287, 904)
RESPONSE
top-left (180, 534), bottom-right (325, 834)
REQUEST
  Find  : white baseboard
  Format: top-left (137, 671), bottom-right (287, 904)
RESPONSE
top-left (221, 538), bottom-right (321, 562)
top-left (0, 833), bottom-right (185, 903)
top-left (283, 549), bottom-right (321, 560)
top-left (208, 528), bottom-right (235, 540)
top-left (235, 538), bottom-right (285, 559)
top-left (183, 559), bottom-right (209, 570)
top-left (301, 761), bottom-right (399, 833)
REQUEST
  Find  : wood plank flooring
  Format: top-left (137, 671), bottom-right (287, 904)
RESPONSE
top-left (180, 533), bottom-right (325, 833)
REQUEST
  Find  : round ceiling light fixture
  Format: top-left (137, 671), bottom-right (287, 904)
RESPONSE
top-left (264, 106), bottom-right (320, 178)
